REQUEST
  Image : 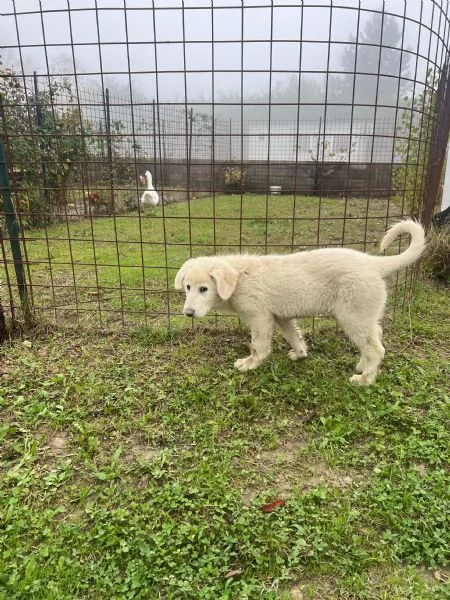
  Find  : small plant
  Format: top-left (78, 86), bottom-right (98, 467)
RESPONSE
top-left (422, 226), bottom-right (449, 282)
top-left (393, 68), bottom-right (438, 214)
top-left (223, 166), bottom-right (246, 193)
top-left (123, 195), bottom-right (137, 212)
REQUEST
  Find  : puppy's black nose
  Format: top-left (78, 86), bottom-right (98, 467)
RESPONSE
top-left (184, 308), bottom-right (195, 317)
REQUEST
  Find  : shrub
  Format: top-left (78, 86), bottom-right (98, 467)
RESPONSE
top-left (422, 226), bottom-right (449, 282)
top-left (223, 166), bottom-right (246, 193)
top-left (392, 69), bottom-right (437, 214)
top-left (1, 63), bottom-right (87, 227)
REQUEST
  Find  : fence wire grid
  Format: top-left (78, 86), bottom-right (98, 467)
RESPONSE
top-left (1, 0), bottom-right (450, 331)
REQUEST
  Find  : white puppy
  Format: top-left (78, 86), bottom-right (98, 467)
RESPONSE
top-left (175, 220), bottom-right (426, 385)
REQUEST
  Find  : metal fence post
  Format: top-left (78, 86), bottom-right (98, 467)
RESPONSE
top-left (152, 99), bottom-right (157, 181)
top-left (314, 116), bottom-right (323, 195)
top-left (161, 119), bottom-right (167, 185)
top-left (187, 108), bottom-right (194, 193)
top-left (33, 71), bottom-right (50, 218)
top-left (98, 119), bottom-right (105, 158)
top-left (0, 139), bottom-right (31, 321)
top-left (420, 59), bottom-right (450, 228)
top-left (104, 88), bottom-right (115, 211)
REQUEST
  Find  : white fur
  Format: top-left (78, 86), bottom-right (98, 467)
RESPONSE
top-left (140, 170), bottom-right (159, 206)
top-left (174, 220), bottom-right (426, 385)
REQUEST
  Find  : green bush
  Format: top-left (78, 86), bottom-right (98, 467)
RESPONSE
top-left (223, 166), bottom-right (246, 193)
top-left (1, 63), bottom-right (86, 227)
top-left (422, 226), bottom-right (449, 282)
top-left (392, 70), bottom-right (437, 215)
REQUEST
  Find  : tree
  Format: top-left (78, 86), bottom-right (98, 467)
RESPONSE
top-left (329, 13), bottom-right (412, 117)
top-left (0, 59), bottom-right (86, 227)
top-left (213, 74), bottom-right (325, 122)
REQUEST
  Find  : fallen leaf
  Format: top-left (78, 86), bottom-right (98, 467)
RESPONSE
top-left (224, 568), bottom-right (243, 579)
top-left (434, 570), bottom-right (449, 582)
top-left (22, 340), bottom-right (32, 348)
top-left (261, 499), bottom-right (286, 513)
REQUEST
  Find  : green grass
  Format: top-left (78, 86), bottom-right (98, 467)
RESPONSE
top-left (3, 193), bottom-right (408, 328)
top-left (0, 280), bottom-right (449, 599)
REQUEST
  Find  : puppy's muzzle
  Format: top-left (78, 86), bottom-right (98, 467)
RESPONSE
top-left (184, 308), bottom-right (195, 317)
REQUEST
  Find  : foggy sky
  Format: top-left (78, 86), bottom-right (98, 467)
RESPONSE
top-left (1, 0), bottom-right (449, 119)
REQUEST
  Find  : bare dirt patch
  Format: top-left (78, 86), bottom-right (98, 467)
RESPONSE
top-left (238, 435), bottom-right (364, 504)
top-left (419, 566), bottom-right (450, 585)
top-left (37, 431), bottom-right (72, 468)
top-left (44, 432), bottom-right (71, 460)
top-left (298, 459), bottom-right (364, 490)
top-left (0, 356), bottom-right (17, 378)
top-left (127, 444), bottom-right (162, 462)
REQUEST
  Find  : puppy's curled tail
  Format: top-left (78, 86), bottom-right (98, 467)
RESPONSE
top-left (376, 219), bottom-right (426, 276)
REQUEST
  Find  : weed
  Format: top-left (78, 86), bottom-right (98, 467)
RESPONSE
top-left (422, 226), bottom-right (450, 282)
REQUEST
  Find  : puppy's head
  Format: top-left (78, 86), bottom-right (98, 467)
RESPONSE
top-left (174, 258), bottom-right (238, 318)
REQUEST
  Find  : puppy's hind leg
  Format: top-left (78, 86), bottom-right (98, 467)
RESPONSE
top-left (337, 315), bottom-right (385, 385)
top-left (234, 314), bottom-right (274, 372)
top-left (275, 317), bottom-right (308, 360)
top-left (355, 324), bottom-right (382, 373)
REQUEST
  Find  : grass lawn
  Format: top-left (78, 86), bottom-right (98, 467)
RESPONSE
top-left (0, 278), bottom-right (449, 599)
top-left (2, 192), bottom-right (447, 598)
top-left (4, 193), bottom-right (409, 328)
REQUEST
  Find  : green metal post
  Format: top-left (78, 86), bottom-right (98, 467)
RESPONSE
top-left (0, 139), bottom-right (30, 313)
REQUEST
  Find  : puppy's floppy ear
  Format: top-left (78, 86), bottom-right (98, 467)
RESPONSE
top-left (174, 259), bottom-right (193, 290)
top-left (209, 264), bottom-right (239, 300)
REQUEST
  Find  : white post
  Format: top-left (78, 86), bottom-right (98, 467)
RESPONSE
top-left (441, 142), bottom-right (450, 210)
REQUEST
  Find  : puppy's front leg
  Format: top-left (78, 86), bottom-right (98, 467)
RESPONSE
top-left (234, 315), bottom-right (274, 372)
top-left (275, 317), bottom-right (308, 360)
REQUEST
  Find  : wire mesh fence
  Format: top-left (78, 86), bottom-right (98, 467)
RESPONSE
top-left (1, 1), bottom-right (450, 331)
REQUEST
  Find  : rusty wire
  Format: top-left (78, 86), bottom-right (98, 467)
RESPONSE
top-left (0, 1), bottom-right (449, 330)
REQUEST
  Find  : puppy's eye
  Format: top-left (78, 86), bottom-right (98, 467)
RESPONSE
top-left (186, 284), bottom-right (191, 291)
top-left (199, 286), bottom-right (208, 293)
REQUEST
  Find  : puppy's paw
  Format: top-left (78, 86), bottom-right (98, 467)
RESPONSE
top-left (349, 372), bottom-right (376, 386)
top-left (234, 356), bottom-right (258, 372)
top-left (288, 348), bottom-right (308, 361)
top-left (350, 374), bottom-right (366, 385)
